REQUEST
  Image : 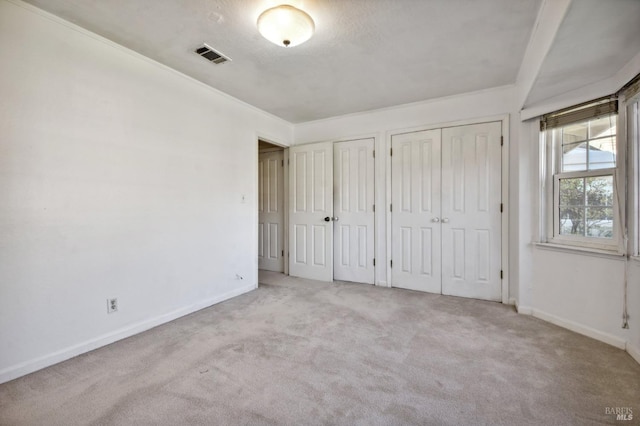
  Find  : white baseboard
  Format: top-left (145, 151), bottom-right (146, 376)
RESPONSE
top-left (515, 304), bottom-right (534, 315)
top-left (530, 308), bottom-right (626, 350)
top-left (508, 298), bottom-right (534, 315)
top-left (626, 342), bottom-right (640, 365)
top-left (0, 284), bottom-right (255, 384)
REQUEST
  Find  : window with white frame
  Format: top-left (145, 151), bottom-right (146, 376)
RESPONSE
top-left (541, 97), bottom-right (622, 251)
top-left (633, 99), bottom-right (640, 256)
top-left (622, 76), bottom-right (640, 256)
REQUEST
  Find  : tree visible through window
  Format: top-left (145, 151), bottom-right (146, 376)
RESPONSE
top-left (542, 97), bottom-right (620, 250)
top-left (558, 175), bottom-right (613, 238)
top-left (557, 115), bottom-right (616, 239)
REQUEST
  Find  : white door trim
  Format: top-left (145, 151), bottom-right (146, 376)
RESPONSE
top-left (385, 114), bottom-right (510, 303)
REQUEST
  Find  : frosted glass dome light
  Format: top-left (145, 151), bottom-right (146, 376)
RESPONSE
top-left (257, 5), bottom-right (315, 47)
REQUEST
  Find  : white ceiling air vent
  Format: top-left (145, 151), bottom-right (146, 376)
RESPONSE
top-left (195, 44), bottom-right (231, 65)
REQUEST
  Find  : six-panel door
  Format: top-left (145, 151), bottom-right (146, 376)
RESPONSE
top-left (258, 150), bottom-right (284, 272)
top-left (441, 122), bottom-right (502, 301)
top-left (391, 129), bottom-right (443, 293)
top-left (390, 122), bottom-right (502, 301)
top-left (288, 142), bottom-right (334, 282)
top-left (333, 138), bottom-right (375, 284)
top-left (285, 121), bottom-right (502, 299)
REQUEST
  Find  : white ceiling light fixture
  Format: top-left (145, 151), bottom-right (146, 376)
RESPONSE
top-left (257, 4), bottom-right (315, 47)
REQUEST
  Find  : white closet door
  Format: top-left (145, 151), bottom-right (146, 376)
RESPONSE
top-left (289, 142), bottom-right (334, 282)
top-left (258, 151), bottom-right (284, 272)
top-left (333, 138), bottom-right (375, 284)
top-left (391, 129), bottom-right (442, 293)
top-left (441, 122), bottom-right (502, 301)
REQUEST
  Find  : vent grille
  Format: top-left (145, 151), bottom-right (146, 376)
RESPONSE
top-left (194, 44), bottom-right (230, 65)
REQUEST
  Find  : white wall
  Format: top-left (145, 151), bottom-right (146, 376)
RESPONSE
top-left (512, 119), bottom-right (539, 310)
top-left (294, 85), bottom-right (517, 292)
top-left (531, 250), bottom-right (629, 348)
top-left (294, 85), bottom-right (515, 145)
top-left (516, 99), bottom-right (640, 361)
top-left (0, 0), bottom-right (292, 383)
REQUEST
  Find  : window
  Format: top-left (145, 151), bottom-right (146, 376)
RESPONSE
top-left (623, 79), bottom-right (640, 256)
top-left (633, 100), bottom-right (640, 256)
top-left (541, 98), bottom-right (622, 251)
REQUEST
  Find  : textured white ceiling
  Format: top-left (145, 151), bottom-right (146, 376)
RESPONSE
top-left (524, 0), bottom-right (640, 108)
top-left (22, 0), bottom-right (543, 122)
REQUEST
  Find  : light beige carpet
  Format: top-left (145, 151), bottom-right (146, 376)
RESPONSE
top-left (1, 271), bottom-right (638, 425)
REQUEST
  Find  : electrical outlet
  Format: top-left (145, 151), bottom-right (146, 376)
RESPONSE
top-left (107, 298), bottom-right (118, 314)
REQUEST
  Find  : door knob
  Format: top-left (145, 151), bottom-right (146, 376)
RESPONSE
top-left (431, 218), bottom-right (440, 223)
top-left (441, 218), bottom-right (449, 223)
top-left (332, 217), bottom-right (339, 221)
top-left (324, 216), bottom-right (331, 222)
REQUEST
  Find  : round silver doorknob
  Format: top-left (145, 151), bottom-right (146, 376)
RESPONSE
top-left (432, 218), bottom-right (440, 223)
top-left (332, 217), bottom-right (339, 221)
top-left (441, 218), bottom-right (449, 223)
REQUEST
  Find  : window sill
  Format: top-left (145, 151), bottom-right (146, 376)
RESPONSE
top-left (533, 242), bottom-right (625, 260)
